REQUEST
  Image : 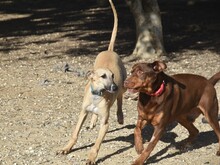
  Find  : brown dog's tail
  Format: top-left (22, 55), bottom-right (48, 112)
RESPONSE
top-left (209, 72), bottom-right (220, 86)
top-left (108, 0), bottom-right (118, 51)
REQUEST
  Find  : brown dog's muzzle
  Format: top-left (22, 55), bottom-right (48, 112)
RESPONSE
top-left (124, 78), bottom-right (135, 89)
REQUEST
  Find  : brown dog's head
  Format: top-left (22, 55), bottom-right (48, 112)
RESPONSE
top-left (124, 61), bottom-right (166, 95)
top-left (87, 68), bottom-right (118, 96)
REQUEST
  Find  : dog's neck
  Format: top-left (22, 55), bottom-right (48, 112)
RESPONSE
top-left (147, 80), bottom-right (165, 97)
top-left (90, 84), bottom-right (103, 96)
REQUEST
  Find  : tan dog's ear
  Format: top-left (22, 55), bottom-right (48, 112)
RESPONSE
top-left (86, 70), bottom-right (94, 79)
top-left (152, 61), bottom-right (167, 72)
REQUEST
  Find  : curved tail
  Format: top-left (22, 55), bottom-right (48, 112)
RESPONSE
top-left (108, 0), bottom-right (118, 51)
top-left (209, 72), bottom-right (220, 86)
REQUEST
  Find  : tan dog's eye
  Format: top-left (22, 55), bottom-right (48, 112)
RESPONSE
top-left (101, 74), bottom-right (107, 79)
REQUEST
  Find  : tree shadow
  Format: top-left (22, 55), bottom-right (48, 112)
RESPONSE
top-left (0, 0), bottom-right (135, 58)
top-left (160, 0), bottom-right (220, 57)
top-left (1, 0), bottom-right (219, 60)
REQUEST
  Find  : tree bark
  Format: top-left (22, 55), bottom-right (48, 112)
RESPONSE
top-left (125, 0), bottom-right (166, 61)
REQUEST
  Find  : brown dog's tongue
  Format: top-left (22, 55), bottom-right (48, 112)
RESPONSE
top-left (128, 88), bottom-right (138, 94)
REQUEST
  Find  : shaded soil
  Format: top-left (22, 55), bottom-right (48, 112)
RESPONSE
top-left (0, 0), bottom-right (220, 164)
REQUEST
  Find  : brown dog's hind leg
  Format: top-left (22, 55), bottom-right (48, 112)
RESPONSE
top-left (198, 87), bottom-right (220, 156)
top-left (116, 94), bottom-right (124, 124)
top-left (177, 116), bottom-right (199, 149)
top-left (200, 100), bottom-right (220, 156)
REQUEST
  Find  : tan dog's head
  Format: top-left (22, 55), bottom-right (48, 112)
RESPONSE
top-left (124, 61), bottom-right (166, 94)
top-left (87, 68), bottom-right (118, 96)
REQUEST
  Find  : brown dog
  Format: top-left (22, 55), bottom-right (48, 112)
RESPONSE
top-left (124, 61), bottom-right (220, 165)
top-left (57, 0), bottom-right (126, 164)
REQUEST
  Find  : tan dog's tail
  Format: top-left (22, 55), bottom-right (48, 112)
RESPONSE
top-left (108, 0), bottom-right (118, 51)
top-left (209, 72), bottom-right (220, 86)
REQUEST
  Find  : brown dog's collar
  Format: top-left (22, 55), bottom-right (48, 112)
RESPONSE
top-left (147, 80), bottom-right (165, 97)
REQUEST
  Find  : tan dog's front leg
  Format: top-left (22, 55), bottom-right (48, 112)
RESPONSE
top-left (86, 113), bottom-right (109, 165)
top-left (89, 114), bottom-right (98, 129)
top-left (57, 110), bottom-right (88, 155)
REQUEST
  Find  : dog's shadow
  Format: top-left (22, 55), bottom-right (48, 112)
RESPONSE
top-left (146, 131), bottom-right (218, 164)
top-left (69, 123), bottom-right (218, 164)
top-left (142, 123), bottom-right (218, 164)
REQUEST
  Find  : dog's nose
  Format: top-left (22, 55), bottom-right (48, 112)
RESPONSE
top-left (111, 84), bottom-right (118, 91)
top-left (124, 80), bottom-right (128, 87)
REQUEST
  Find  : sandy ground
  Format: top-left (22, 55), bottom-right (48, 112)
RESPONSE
top-left (0, 0), bottom-right (220, 164)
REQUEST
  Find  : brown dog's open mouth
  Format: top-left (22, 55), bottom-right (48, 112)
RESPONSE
top-left (127, 88), bottom-right (139, 94)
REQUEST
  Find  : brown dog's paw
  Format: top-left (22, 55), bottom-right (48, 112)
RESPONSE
top-left (176, 141), bottom-right (193, 152)
top-left (216, 150), bottom-right (220, 156)
top-left (135, 145), bottom-right (144, 155)
top-left (131, 159), bottom-right (143, 165)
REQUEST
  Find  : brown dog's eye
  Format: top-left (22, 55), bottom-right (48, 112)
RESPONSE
top-left (137, 70), bottom-right (143, 75)
top-left (101, 74), bottom-right (107, 79)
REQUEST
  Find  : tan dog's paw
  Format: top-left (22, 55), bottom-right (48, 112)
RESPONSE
top-left (56, 148), bottom-right (71, 155)
top-left (117, 113), bottom-right (124, 125)
top-left (86, 159), bottom-right (96, 165)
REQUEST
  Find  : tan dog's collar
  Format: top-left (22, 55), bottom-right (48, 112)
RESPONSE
top-left (90, 85), bottom-right (103, 96)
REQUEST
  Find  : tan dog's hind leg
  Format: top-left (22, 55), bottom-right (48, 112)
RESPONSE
top-left (90, 114), bottom-right (98, 129)
top-left (117, 94), bottom-right (124, 124)
top-left (86, 111), bottom-right (109, 165)
top-left (57, 110), bottom-right (88, 154)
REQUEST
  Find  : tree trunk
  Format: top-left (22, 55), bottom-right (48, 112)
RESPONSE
top-left (125, 0), bottom-right (166, 61)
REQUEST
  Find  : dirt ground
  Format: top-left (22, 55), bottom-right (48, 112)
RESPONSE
top-left (0, 0), bottom-right (220, 164)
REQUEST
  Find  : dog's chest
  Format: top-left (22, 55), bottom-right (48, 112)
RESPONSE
top-left (86, 104), bottom-right (99, 114)
top-left (85, 95), bottom-right (102, 114)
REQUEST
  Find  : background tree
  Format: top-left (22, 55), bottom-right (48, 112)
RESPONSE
top-left (125, 0), bottom-right (166, 61)
top-left (97, 0), bottom-right (166, 61)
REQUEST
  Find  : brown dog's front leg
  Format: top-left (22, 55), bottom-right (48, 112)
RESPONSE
top-left (132, 125), bottom-right (165, 165)
top-left (134, 119), bottom-right (147, 154)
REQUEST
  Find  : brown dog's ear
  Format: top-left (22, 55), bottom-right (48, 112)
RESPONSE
top-left (131, 63), bottom-right (139, 70)
top-left (152, 61), bottom-right (167, 72)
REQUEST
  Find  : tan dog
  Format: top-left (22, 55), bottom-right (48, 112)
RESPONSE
top-left (57, 0), bottom-right (126, 164)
